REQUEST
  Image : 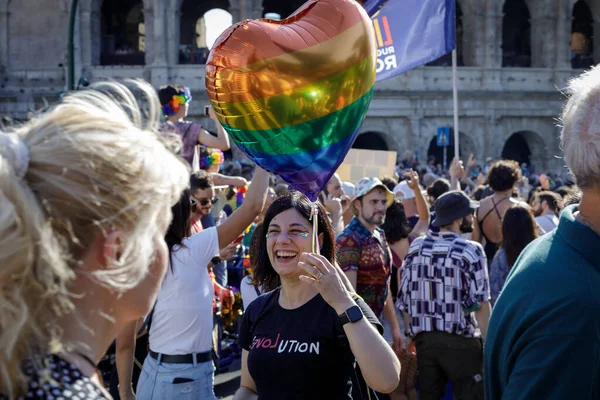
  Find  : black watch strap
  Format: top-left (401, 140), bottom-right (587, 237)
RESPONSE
top-left (338, 305), bottom-right (363, 326)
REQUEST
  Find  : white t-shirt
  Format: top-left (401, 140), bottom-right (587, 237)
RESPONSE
top-left (536, 214), bottom-right (559, 234)
top-left (240, 275), bottom-right (262, 310)
top-left (149, 227), bottom-right (220, 355)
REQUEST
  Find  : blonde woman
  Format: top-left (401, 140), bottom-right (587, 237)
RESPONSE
top-left (0, 81), bottom-right (189, 399)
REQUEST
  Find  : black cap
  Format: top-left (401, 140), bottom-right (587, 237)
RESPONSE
top-left (432, 190), bottom-right (480, 227)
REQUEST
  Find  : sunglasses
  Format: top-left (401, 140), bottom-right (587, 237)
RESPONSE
top-left (196, 197), bottom-right (218, 206)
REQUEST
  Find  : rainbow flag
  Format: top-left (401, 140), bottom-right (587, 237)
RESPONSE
top-left (206, 0), bottom-right (377, 201)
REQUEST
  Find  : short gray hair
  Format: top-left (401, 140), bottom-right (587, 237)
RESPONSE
top-left (560, 66), bottom-right (600, 189)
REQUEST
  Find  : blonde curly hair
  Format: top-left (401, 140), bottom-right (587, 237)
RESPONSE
top-left (0, 80), bottom-right (189, 397)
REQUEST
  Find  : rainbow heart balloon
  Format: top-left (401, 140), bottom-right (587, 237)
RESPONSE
top-left (206, 0), bottom-right (377, 201)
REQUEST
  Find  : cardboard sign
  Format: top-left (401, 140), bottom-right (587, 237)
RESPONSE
top-left (336, 149), bottom-right (397, 184)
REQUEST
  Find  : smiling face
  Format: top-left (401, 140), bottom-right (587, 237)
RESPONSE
top-left (266, 208), bottom-right (313, 278)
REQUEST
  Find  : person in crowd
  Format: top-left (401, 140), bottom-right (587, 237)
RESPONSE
top-left (473, 160), bottom-right (525, 263)
top-left (118, 167), bottom-right (269, 400)
top-left (234, 193), bottom-right (401, 399)
top-left (553, 185), bottom-right (574, 200)
top-left (319, 173), bottom-right (350, 238)
top-left (426, 178), bottom-right (451, 232)
top-left (532, 191), bottom-right (562, 233)
top-left (427, 178), bottom-right (451, 204)
top-left (381, 176), bottom-right (398, 192)
top-left (563, 186), bottom-right (583, 206)
top-left (471, 185), bottom-right (486, 201)
top-left (382, 171), bottom-right (431, 295)
top-left (485, 66), bottom-right (600, 399)
top-left (342, 181), bottom-right (357, 226)
top-left (488, 204), bottom-right (538, 305)
top-left (398, 191), bottom-right (491, 400)
top-left (336, 177), bottom-right (403, 354)
top-left (158, 85), bottom-right (230, 172)
top-left (189, 170), bottom-right (238, 287)
top-left (274, 183), bottom-right (289, 197)
top-left (392, 180), bottom-right (419, 228)
top-left (199, 145), bottom-right (248, 188)
top-left (239, 187), bottom-right (278, 309)
top-left (0, 81), bottom-right (189, 399)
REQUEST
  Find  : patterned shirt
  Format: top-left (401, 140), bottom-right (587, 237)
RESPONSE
top-left (161, 121), bottom-right (203, 169)
top-left (397, 231), bottom-right (490, 338)
top-left (0, 354), bottom-right (107, 399)
top-left (336, 217), bottom-right (392, 318)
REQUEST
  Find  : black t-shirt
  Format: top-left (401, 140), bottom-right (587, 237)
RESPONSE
top-left (238, 288), bottom-right (381, 400)
top-left (0, 354), bottom-right (107, 399)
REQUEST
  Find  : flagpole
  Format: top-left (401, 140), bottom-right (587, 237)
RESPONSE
top-left (452, 48), bottom-right (459, 162)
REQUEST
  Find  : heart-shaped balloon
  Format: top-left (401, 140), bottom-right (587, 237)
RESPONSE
top-left (206, 0), bottom-right (377, 201)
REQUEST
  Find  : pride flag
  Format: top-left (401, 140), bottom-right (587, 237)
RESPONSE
top-left (206, 0), bottom-right (377, 200)
top-left (367, 0), bottom-right (456, 81)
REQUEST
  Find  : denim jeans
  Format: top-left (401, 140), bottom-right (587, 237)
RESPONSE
top-left (136, 354), bottom-right (217, 400)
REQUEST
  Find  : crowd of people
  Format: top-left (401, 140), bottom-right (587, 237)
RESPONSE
top-left (0, 66), bottom-right (599, 400)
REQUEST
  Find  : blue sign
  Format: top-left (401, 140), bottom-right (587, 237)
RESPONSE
top-left (437, 127), bottom-right (451, 147)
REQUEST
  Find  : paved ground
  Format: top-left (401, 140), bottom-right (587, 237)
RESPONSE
top-left (214, 357), bottom-right (242, 399)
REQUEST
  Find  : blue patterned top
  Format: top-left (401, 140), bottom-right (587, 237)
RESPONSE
top-left (489, 248), bottom-right (510, 306)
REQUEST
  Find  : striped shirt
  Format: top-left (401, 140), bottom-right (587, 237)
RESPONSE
top-left (397, 231), bottom-right (490, 338)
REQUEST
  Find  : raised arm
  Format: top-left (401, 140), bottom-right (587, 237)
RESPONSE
top-left (198, 106), bottom-right (231, 150)
top-left (211, 172), bottom-right (249, 188)
top-left (298, 253), bottom-right (401, 394)
top-left (216, 167), bottom-right (269, 247)
top-left (405, 169), bottom-right (430, 237)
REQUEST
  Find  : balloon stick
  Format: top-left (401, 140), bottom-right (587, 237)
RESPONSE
top-left (311, 202), bottom-right (319, 254)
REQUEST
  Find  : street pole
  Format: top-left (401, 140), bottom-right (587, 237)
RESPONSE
top-left (68, 0), bottom-right (79, 91)
top-left (452, 48), bottom-right (459, 161)
top-left (443, 145), bottom-right (447, 171)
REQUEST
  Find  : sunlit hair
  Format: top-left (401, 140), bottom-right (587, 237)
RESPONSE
top-left (0, 80), bottom-right (189, 397)
top-left (560, 66), bottom-right (600, 189)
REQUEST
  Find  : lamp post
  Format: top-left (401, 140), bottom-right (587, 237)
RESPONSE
top-left (67, 0), bottom-right (79, 91)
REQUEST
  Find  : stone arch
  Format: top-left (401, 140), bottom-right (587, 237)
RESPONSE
top-left (358, 117), bottom-right (409, 159)
top-left (353, 131), bottom-right (389, 151)
top-left (426, 131), bottom-right (475, 168)
top-left (496, 118), bottom-right (560, 169)
top-left (178, 0), bottom-right (231, 64)
top-left (502, 0), bottom-right (531, 67)
top-left (501, 131), bottom-right (542, 168)
top-left (261, 0), bottom-right (307, 19)
top-left (80, 0), bottom-right (153, 66)
top-left (572, 0), bottom-right (595, 68)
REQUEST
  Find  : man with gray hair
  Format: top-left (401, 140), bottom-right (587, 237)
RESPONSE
top-left (484, 67), bottom-right (600, 399)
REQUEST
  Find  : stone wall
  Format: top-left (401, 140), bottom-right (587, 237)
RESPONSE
top-left (0, 0), bottom-right (597, 175)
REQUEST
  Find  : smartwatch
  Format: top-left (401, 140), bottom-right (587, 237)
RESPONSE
top-left (338, 305), bottom-right (363, 326)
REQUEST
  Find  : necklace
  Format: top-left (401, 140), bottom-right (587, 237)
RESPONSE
top-left (577, 213), bottom-right (600, 235)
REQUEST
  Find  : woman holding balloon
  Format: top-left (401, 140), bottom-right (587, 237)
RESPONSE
top-left (206, 1), bottom-right (396, 396)
top-left (235, 192), bottom-right (400, 399)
